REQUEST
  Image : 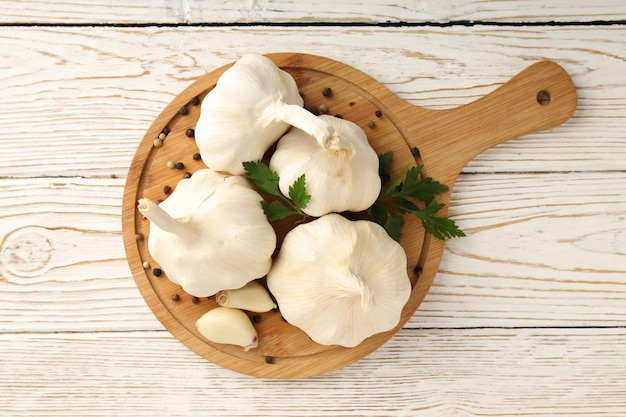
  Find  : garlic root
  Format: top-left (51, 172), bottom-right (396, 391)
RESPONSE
top-left (196, 307), bottom-right (258, 351)
top-left (215, 281), bottom-right (276, 313)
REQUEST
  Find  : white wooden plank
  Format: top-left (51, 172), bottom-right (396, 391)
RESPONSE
top-left (410, 171), bottom-right (626, 328)
top-left (1, 0), bottom-right (625, 24)
top-left (0, 26), bottom-right (624, 178)
top-left (0, 0), bottom-right (183, 24)
top-left (0, 177), bottom-right (161, 333)
top-left (188, 0), bottom-right (626, 24)
top-left (1, 328), bottom-right (625, 416)
top-left (1, 172), bottom-right (624, 333)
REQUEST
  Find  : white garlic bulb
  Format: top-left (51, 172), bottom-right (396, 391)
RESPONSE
top-left (196, 307), bottom-right (258, 351)
top-left (137, 168), bottom-right (276, 297)
top-left (269, 114), bottom-right (381, 217)
top-left (266, 213), bottom-right (411, 348)
top-left (195, 54), bottom-right (330, 175)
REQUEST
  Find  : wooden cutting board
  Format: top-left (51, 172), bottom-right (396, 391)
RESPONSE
top-left (122, 53), bottom-right (577, 379)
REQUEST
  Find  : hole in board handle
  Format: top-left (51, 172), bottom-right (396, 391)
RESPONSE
top-left (537, 90), bottom-right (551, 106)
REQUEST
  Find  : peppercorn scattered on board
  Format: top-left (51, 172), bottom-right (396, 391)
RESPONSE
top-left (122, 52), bottom-right (576, 378)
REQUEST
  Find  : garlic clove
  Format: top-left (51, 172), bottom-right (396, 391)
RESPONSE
top-left (195, 307), bottom-right (259, 351)
top-left (215, 280), bottom-right (277, 313)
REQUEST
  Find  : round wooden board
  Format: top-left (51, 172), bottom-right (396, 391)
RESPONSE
top-left (122, 53), bottom-right (577, 378)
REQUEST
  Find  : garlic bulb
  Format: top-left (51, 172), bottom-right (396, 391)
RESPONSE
top-left (195, 53), bottom-right (332, 175)
top-left (215, 280), bottom-right (277, 313)
top-left (196, 307), bottom-right (258, 351)
top-left (269, 114), bottom-right (381, 217)
top-left (137, 168), bottom-right (276, 297)
top-left (266, 213), bottom-right (411, 348)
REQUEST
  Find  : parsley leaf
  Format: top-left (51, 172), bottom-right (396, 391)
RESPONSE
top-left (261, 200), bottom-right (296, 222)
top-left (378, 151), bottom-right (394, 186)
top-left (383, 212), bottom-right (405, 242)
top-left (243, 161), bottom-right (311, 221)
top-left (396, 166), bottom-right (448, 201)
top-left (288, 174), bottom-right (311, 211)
top-left (368, 152), bottom-right (465, 241)
top-left (242, 161), bottom-right (281, 197)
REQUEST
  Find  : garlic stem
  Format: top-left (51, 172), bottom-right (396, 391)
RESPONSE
top-left (137, 198), bottom-right (195, 240)
top-left (270, 102), bottom-right (341, 151)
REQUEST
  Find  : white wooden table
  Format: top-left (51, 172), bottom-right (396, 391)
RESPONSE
top-left (1, 2), bottom-right (625, 416)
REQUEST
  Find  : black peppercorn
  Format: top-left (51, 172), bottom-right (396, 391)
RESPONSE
top-left (171, 293), bottom-right (180, 301)
top-left (163, 185), bottom-right (172, 194)
top-left (322, 87), bottom-right (332, 97)
top-left (192, 296), bottom-right (200, 304)
top-left (334, 114), bottom-right (343, 119)
top-left (174, 162), bottom-right (184, 170)
top-left (183, 172), bottom-right (192, 179)
top-left (192, 153), bottom-right (201, 161)
top-left (252, 315), bottom-right (261, 324)
top-left (190, 96), bottom-right (200, 106)
top-left (185, 128), bottom-right (195, 138)
top-left (178, 106), bottom-right (188, 115)
top-left (162, 126), bottom-right (171, 135)
top-left (153, 268), bottom-right (162, 277)
top-left (411, 147), bottom-right (420, 157)
top-left (375, 110), bottom-right (383, 118)
top-left (265, 356), bottom-right (274, 364)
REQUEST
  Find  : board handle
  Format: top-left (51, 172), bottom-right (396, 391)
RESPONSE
top-left (411, 61), bottom-right (577, 186)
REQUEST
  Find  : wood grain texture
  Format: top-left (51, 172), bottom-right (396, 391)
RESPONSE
top-left (2, 329), bottom-right (626, 416)
top-left (1, 0), bottom-right (625, 24)
top-left (412, 171), bottom-right (626, 328)
top-left (0, 177), bottom-right (160, 333)
top-left (120, 53), bottom-right (434, 379)
top-left (1, 5), bottom-right (625, 413)
top-left (0, 27), bottom-right (625, 179)
top-left (2, 173), bottom-right (624, 333)
top-left (120, 53), bottom-right (578, 378)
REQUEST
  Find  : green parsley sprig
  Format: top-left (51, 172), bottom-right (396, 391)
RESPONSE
top-left (243, 155), bottom-right (464, 242)
top-left (368, 151), bottom-right (465, 242)
top-left (242, 160), bottom-right (311, 221)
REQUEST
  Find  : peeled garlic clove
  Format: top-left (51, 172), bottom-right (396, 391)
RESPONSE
top-left (215, 281), bottom-right (277, 313)
top-left (195, 307), bottom-right (258, 351)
